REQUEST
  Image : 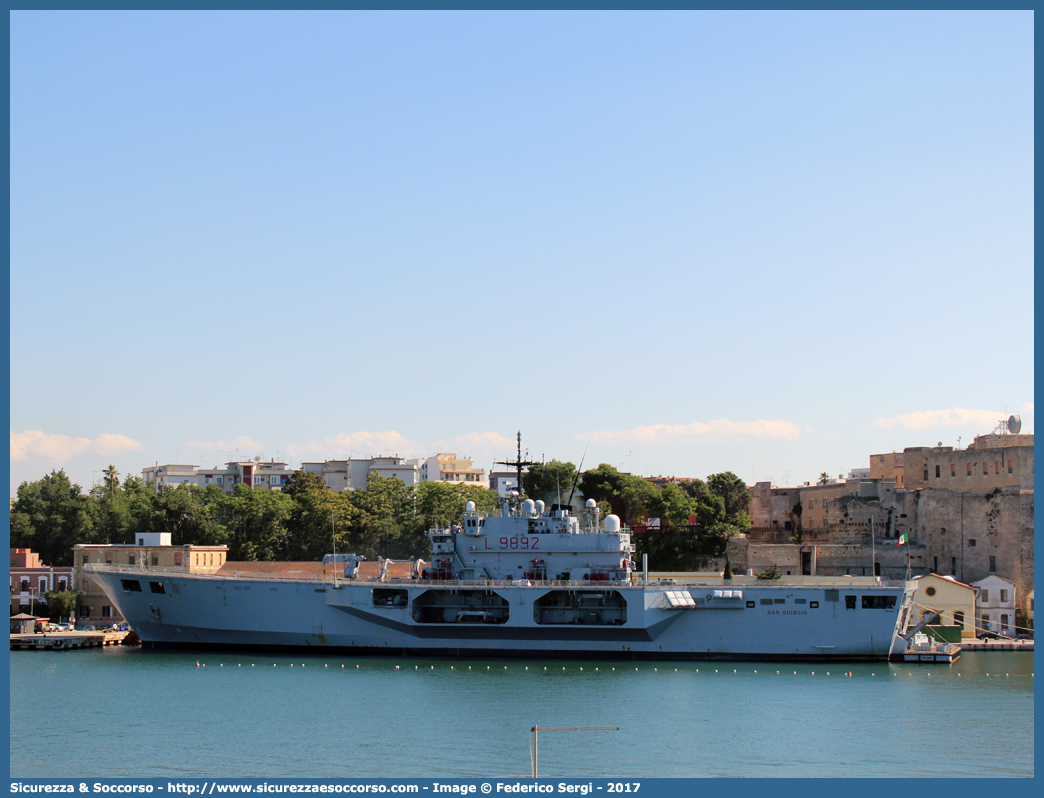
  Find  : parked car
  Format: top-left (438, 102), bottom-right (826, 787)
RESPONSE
top-left (977, 631), bottom-right (1002, 640)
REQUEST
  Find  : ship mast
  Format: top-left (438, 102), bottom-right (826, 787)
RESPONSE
top-left (495, 431), bottom-right (534, 496)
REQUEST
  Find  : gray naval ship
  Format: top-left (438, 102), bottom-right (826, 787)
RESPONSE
top-left (86, 494), bottom-right (914, 661)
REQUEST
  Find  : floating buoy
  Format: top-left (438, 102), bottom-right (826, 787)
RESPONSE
top-left (341, 665), bottom-right (344, 668)
top-left (356, 665), bottom-right (359, 668)
top-left (451, 666), bottom-right (454, 670)
top-left (196, 661), bottom-right (200, 668)
top-left (220, 664), bottom-right (223, 667)
top-left (395, 666), bottom-right (399, 670)
top-left (290, 664), bottom-right (293, 668)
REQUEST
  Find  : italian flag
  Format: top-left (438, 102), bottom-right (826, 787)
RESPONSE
top-left (897, 533), bottom-right (908, 546)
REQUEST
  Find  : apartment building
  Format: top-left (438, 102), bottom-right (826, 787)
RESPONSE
top-left (9, 549), bottom-right (74, 615)
top-left (417, 453), bottom-right (487, 488)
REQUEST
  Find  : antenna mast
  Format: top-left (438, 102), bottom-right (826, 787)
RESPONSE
top-left (495, 431), bottom-right (535, 495)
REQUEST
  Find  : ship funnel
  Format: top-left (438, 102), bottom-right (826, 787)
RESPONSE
top-left (604, 514), bottom-right (621, 533)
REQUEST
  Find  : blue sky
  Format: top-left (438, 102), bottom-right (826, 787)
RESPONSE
top-left (9, 10), bottom-right (1034, 495)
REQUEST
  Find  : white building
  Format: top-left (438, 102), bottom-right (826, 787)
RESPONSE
top-left (418, 453), bottom-right (487, 488)
top-left (142, 463), bottom-right (200, 491)
top-left (489, 471), bottom-right (520, 497)
top-left (971, 574), bottom-right (1017, 637)
top-left (197, 460), bottom-right (294, 494)
top-left (302, 456), bottom-right (419, 491)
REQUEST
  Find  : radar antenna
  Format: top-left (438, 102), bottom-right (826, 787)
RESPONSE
top-left (495, 431), bottom-right (535, 496)
top-left (990, 415), bottom-right (1022, 435)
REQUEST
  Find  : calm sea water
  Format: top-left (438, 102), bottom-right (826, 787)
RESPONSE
top-left (9, 648), bottom-right (1034, 778)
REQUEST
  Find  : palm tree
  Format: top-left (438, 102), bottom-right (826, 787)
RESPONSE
top-left (818, 472), bottom-right (830, 486)
top-left (102, 465), bottom-right (120, 496)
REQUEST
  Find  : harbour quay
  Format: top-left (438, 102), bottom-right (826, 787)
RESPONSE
top-left (9, 629), bottom-right (135, 651)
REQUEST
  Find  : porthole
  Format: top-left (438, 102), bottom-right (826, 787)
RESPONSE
top-left (925, 586), bottom-right (936, 597)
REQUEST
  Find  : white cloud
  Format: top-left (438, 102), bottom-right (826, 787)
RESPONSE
top-left (184, 436), bottom-right (265, 453)
top-left (286, 431), bottom-right (416, 458)
top-left (575, 419), bottom-right (801, 445)
top-left (875, 407), bottom-right (1005, 431)
top-left (10, 430), bottom-right (144, 461)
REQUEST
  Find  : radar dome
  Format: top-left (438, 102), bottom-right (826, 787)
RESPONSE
top-left (586, 498), bottom-right (597, 508)
top-left (1008, 415), bottom-right (1022, 434)
top-left (522, 499), bottom-right (535, 515)
top-left (534, 500), bottom-right (545, 515)
top-left (604, 514), bottom-right (621, 533)
top-left (465, 501), bottom-right (476, 512)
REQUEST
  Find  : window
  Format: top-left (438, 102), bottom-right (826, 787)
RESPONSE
top-left (951, 557), bottom-right (956, 574)
top-left (935, 465), bottom-right (940, 478)
top-left (1008, 460), bottom-right (1013, 474)
top-left (861, 595), bottom-right (897, 609)
top-left (152, 557), bottom-right (158, 566)
top-left (983, 463), bottom-right (988, 475)
top-left (149, 581), bottom-right (165, 594)
top-left (39, 578), bottom-right (47, 592)
top-left (967, 463), bottom-right (972, 476)
top-left (951, 464), bottom-right (956, 477)
top-left (101, 606), bottom-right (111, 618)
top-left (128, 555), bottom-right (135, 566)
top-left (845, 595), bottom-right (857, 609)
top-left (138, 538), bottom-right (144, 545)
top-left (924, 470), bottom-right (929, 481)
top-left (989, 556), bottom-right (996, 572)
top-left (759, 598), bottom-right (773, 606)
top-left (980, 589), bottom-right (989, 602)
top-left (20, 580), bottom-right (29, 592)
top-left (58, 580), bottom-right (66, 591)
top-left (83, 555), bottom-right (89, 565)
top-left (969, 539), bottom-right (976, 547)
top-left (1001, 613), bottom-right (1009, 630)
top-left (933, 556), bottom-right (938, 572)
top-left (270, 475), bottom-right (279, 485)
top-left (215, 476), bottom-right (222, 485)
top-left (120, 579), bottom-right (142, 592)
top-left (105, 554), bottom-right (112, 564)
top-left (174, 554), bottom-right (182, 566)
top-left (1000, 589), bottom-right (1008, 603)
top-left (954, 611), bottom-right (965, 628)
top-left (925, 586), bottom-right (937, 597)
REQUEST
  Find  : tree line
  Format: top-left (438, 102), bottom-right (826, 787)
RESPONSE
top-left (11, 462), bottom-right (750, 572)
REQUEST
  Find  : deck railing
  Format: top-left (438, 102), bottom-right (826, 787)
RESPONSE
top-left (83, 562), bottom-right (906, 589)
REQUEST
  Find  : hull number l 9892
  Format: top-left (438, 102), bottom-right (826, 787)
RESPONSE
top-left (486, 536), bottom-right (539, 550)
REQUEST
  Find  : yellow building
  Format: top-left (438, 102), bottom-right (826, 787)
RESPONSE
top-left (72, 533), bottom-right (228, 623)
top-left (909, 573), bottom-right (978, 640)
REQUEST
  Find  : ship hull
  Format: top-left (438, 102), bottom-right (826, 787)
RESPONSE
top-left (89, 568), bottom-right (909, 662)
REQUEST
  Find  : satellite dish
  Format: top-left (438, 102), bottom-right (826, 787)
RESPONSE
top-left (1007, 415), bottom-right (1022, 435)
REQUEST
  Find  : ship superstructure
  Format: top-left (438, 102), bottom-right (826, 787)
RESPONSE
top-left (86, 491), bottom-right (913, 661)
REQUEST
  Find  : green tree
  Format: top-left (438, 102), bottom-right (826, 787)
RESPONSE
top-left (707, 472), bottom-right (751, 528)
top-left (10, 470), bottom-right (96, 566)
top-left (818, 472), bottom-right (831, 486)
top-left (152, 484), bottom-right (224, 546)
top-left (344, 473), bottom-right (413, 559)
top-left (677, 479), bottom-right (726, 529)
top-left (43, 590), bottom-right (80, 621)
top-left (646, 483), bottom-right (696, 530)
top-left (221, 484), bottom-right (294, 561)
top-left (579, 463), bottom-right (628, 506)
top-left (522, 460), bottom-right (577, 504)
top-left (281, 470), bottom-right (329, 501)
